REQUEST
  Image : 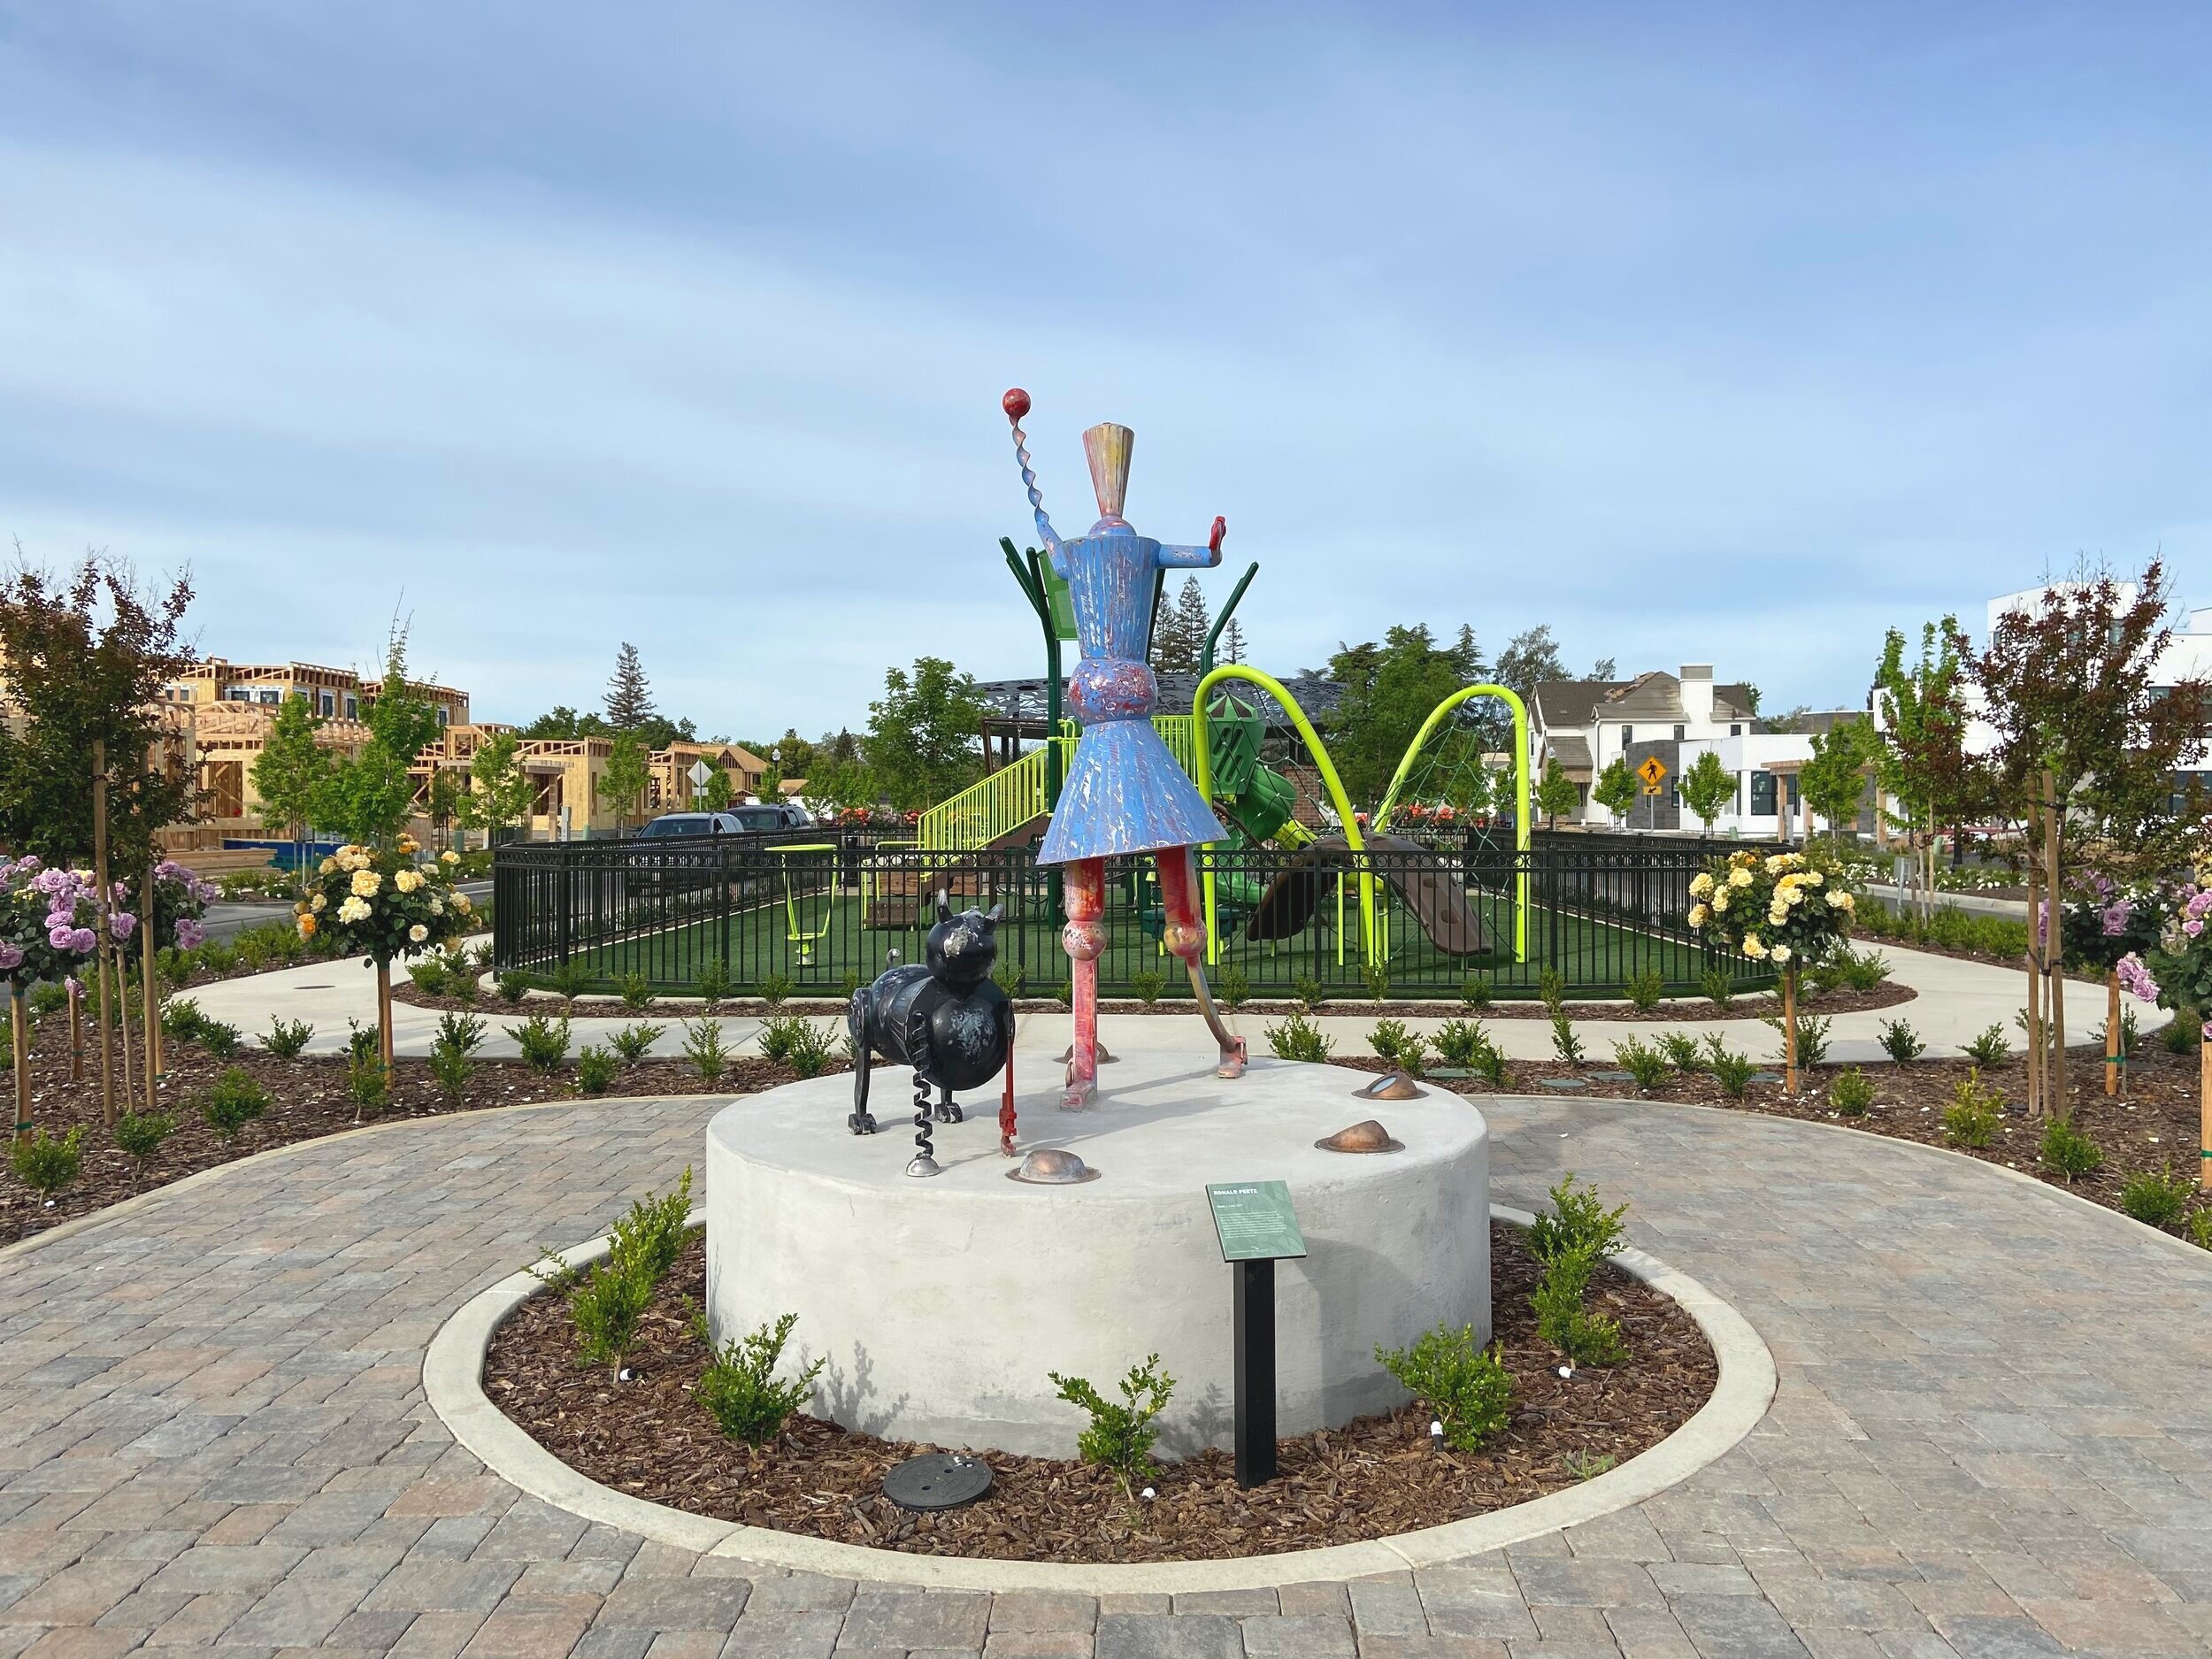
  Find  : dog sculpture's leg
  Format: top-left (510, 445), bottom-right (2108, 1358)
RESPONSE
top-left (904, 1006), bottom-right (940, 1178)
top-left (847, 988), bottom-right (876, 1134)
top-left (936, 1080), bottom-right (963, 1124)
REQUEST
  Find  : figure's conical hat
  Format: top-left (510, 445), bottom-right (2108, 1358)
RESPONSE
top-left (1082, 422), bottom-right (1134, 521)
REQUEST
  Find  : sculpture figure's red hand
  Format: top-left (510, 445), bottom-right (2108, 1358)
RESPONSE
top-left (1209, 515), bottom-right (1226, 554)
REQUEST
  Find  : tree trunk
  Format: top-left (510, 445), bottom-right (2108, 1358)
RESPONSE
top-left (2200, 1033), bottom-right (2211, 1193)
top-left (2022, 797), bottom-right (2044, 1118)
top-left (67, 980), bottom-right (82, 1083)
top-left (2105, 971), bottom-right (2122, 1097)
top-left (142, 865), bottom-right (161, 1113)
top-left (1782, 968), bottom-right (1799, 1094)
top-left (2044, 771), bottom-right (2067, 1119)
top-left (376, 959), bottom-right (395, 1073)
top-left (11, 983), bottom-right (28, 1141)
top-left (91, 740), bottom-right (117, 1129)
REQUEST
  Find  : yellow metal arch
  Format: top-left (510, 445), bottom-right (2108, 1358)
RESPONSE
top-left (1372, 683), bottom-right (1532, 963)
top-left (1191, 665), bottom-right (1376, 966)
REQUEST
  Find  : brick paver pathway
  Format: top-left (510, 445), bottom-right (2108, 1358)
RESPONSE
top-left (4, 1092), bottom-right (2209, 1658)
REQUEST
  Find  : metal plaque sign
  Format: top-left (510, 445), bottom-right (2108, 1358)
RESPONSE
top-left (1206, 1180), bottom-right (1307, 1263)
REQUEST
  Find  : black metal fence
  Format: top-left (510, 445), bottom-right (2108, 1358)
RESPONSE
top-left (494, 829), bottom-right (1780, 1001)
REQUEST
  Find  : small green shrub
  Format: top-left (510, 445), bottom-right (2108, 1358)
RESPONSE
top-left (1962, 1023), bottom-right (2009, 1066)
top-left (1293, 976), bottom-right (1325, 1013)
top-left (1363, 964), bottom-right (1391, 1003)
top-left (1705, 1037), bottom-right (1755, 1098)
top-left (10, 1125), bottom-right (82, 1198)
top-left (436, 1010), bottom-right (488, 1056)
top-left (1548, 1010), bottom-right (1584, 1066)
top-left (2159, 1009), bottom-right (2196, 1055)
top-left (156, 946), bottom-right (194, 990)
top-left (196, 940), bottom-right (237, 974)
top-left (1656, 1031), bottom-right (1705, 1072)
top-left (683, 1018), bottom-right (730, 1082)
top-left (1539, 966), bottom-right (1565, 1012)
top-left (549, 959), bottom-right (590, 1005)
top-left (1433, 1018), bottom-right (1506, 1084)
top-left (695, 1311), bottom-right (826, 1447)
top-left (1942, 1069), bottom-right (2002, 1148)
top-left (1367, 1018), bottom-right (1423, 1072)
top-left (1527, 1174), bottom-right (1626, 1265)
top-left (1764, 1009), bottom-right (1830, 1069)
top-left (1829, 1067), bottom-right (1875, 1117)
top-left (1049, 1354), bottom-right (1174, 1500)
top-left (611, 1166), bottom-right (692, 1281)
top-left (1611, 1036), bottom-right (1668, 1092)
top-left (1839, 948), bottom-right (1891, 991)
top-left (495, 970), bottom-right (530, 1004)
top-left (195, 1018), bottom-right (243, 1060)
top-left (758, 972), bottom-right (793, 1010)
top-left (407, 958), bottom-right (449, 995)
top-left (2119, 1162), bottom-right (2193, 1229)
top-left (259, 1017), bottom-right (314, 1059)
top-left (1878, 1018), bottom-right (1924, 1065)
top-left (1532, 1244), bottom-right (1627, 1368)
top-left (1700, 967), bottom-right (1734, 1011)
top-left (113, 1110), bottom-right (175, 1172)
top-left (695, 957), bottom-right (732, 1009)
top-left (2039, 1117), bottom-right (2102, 1181)
top-left (575, 1044), bottom-right (618, 1094)
top-left (505, 1013), bottom-right (572, 1072)
top-left (427, 1039), bottom-right (474, 1104)
top-left (611, 1022), bottom-right (664, 1064)
top-left (835, 968), bottom-right (861, 999)
top-left (234, 933), bottom-right (270, 972)
top-left (619, 973), bottom-right (655, 1012)
top-left (159, 997), bottom-right (203, 1041)
top-left (1375, 1323), bottom-right (1512, 1452)
top-left (1215, 964), bottom-right (1249, 1010)
top-left (565, 1255), bottom-right (656, 1379)
top-left (27, 981), bottom-right (67, 1018)
top-left (1624, 964), bottom-right (1665, 1013)
top-left (201, 1066), bottom-right (271, 1138)
top-left (1264, 1012), bottom-right (1333, 1064)
top-left (990, 960), bottom-right (1026, 1000)
top-left (1128, 968), bottom-right (1167, 1006)
top-left (347, 1042), bottom-right (389, 1117)
top-left (781, 1020), bottom-right (839, 1079)
top-left (2189, 1208), bottom-right (2212, 1249)
top-left (1054, 976), bottom-right (1073, 1009)
top-left (1458, 973), bottom-right (1492, 1010)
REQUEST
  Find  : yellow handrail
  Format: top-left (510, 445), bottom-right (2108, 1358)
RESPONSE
top-left (919, 715), bottom-right (1205, 852)
top-left (1190, 666), bottom-right (1375, 967)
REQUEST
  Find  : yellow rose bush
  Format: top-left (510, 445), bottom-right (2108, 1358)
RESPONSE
top-left (296, 842), bottom-right (471, 965)
top-left (1688, 847), bottom-right (1855, 971)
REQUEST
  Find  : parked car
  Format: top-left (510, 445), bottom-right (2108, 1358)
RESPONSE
top-left (637, 812), bottom-right (749, 839)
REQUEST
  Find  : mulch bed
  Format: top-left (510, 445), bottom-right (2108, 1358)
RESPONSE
top-left (0, 1026), bottom-right (843, 1248)
top-left (1348, 1044), bottom-right (2211, 1240)
top-left (392, 980), bottom-right (1916, 1023)
top-left (485, 1222), bottom-right (1716, 1563)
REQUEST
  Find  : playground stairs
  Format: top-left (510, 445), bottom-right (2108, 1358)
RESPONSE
top-left (917, 716), bottom-right (1199, 854)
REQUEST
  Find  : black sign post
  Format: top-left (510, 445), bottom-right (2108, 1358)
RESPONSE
top-left (1205, 1180), bottom-right (1307, 1489)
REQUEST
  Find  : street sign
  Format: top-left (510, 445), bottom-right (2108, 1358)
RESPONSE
top-left (1204, 1180), bottom-right (1304, 1490)
top-left (1206, 1180), bottom-right (1307, 1262)
top-left (1635, 756), bottom-right (1668, 788)
top-left (687, 759), bottom-right (713, 789)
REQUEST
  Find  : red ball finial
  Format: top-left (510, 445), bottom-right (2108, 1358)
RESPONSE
top-left (1002, 388), bottom-right (1031, 424)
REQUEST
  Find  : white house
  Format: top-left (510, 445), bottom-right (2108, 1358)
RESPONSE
top-left (1532, 665), bottom-right (1867, 838)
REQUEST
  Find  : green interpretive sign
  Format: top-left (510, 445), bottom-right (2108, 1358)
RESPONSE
top-left (1205, 1180), bottom-right (1307, 1263)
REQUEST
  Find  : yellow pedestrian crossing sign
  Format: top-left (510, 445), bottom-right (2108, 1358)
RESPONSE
top-left (1636, 756), bottom-right (1669, 792)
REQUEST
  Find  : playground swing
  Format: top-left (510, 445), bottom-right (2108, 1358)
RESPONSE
top-left (770, 841), bottom-right (840, 965)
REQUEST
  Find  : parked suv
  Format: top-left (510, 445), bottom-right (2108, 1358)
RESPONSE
top-left (637, 812), bottom-right (748, 839)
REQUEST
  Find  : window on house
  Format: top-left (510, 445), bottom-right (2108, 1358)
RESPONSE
top-left (1730, 723), bottom-right (1741, 736)
top-left (319, 691), bottom-right (334, 717)
top-left (258, 689), bottom-right (280, 705)
top-left (1621, 725), bottom-right (1633, 745)
top-left (1751, 771), bottom-right (1777, 816)
top-left (1673, 724), bottom-right (1685, 741)
top-left (437, 706), bottom-right (449, 726)
top-left (345, 695), bottom-right (358, 719)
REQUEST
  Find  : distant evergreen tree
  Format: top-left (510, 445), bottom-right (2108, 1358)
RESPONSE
top-left (605, 642), bottom-right (657, 732)
top-left (1590, 657), bottom-right (1617, 680)
top-left (1150, 577), bottom-right (1210, 675)
top-left (1221, 616), bottom-right (1248, 665)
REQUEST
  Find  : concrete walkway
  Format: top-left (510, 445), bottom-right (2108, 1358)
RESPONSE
top-left (4, 1086), bottom-right (2210, 1656)
top-left (182, 939), bottom-right (2127, 1068)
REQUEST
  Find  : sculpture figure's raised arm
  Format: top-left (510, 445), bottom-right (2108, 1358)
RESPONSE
top-left (1002, 388), bottom-right (1062, 567)
top-left (1155, 516), bottom-right (1227, 570)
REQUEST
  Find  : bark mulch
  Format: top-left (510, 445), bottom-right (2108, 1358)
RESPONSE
top-left (392, 981), bottom-right (1916, 1023)
top-left (0, 1027), bottom-right (841, 1248)
top-left (1352, 1044), bottom-right (2212, 1241)
top-left (485, 1222), bottom-right (1715, 1563)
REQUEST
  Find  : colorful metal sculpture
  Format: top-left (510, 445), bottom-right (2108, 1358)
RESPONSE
top-left (1002, 389), bottom-right (1248, 1108)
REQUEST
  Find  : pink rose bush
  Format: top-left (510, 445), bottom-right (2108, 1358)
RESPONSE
top-left (0, 857), bottom-right (133, 989)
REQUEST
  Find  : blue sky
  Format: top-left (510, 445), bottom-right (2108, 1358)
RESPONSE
top-left (3, 3), bottom-right (2208, 738)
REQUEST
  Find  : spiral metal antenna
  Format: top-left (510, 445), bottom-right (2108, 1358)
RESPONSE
top-left (1002, 388), bottom-right (1058, 551)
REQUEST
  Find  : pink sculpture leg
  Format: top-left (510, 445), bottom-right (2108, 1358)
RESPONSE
top-left (1061, 856), bottom-right (1106, 1110)
top-left (1156, 846), bottom-right (1248, 1079)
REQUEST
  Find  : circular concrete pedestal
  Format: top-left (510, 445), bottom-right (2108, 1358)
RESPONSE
top-left (704, 1054), bottom-right (1489, 1459)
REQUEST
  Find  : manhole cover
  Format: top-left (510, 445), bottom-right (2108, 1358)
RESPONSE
top-left (1540, 1077), bottom-right (1588, 1091)
top-left (883, 1452), bottom-right (992, 1512)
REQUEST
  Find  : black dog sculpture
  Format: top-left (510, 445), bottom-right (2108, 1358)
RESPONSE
top-left (849, 892), bottom-right (1014, 1176)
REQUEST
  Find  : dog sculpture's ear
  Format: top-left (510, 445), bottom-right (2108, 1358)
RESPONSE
top-left (935, 888), bottom-right (952, 922)
top-left (984, 903), bottom-right (1004, 926)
